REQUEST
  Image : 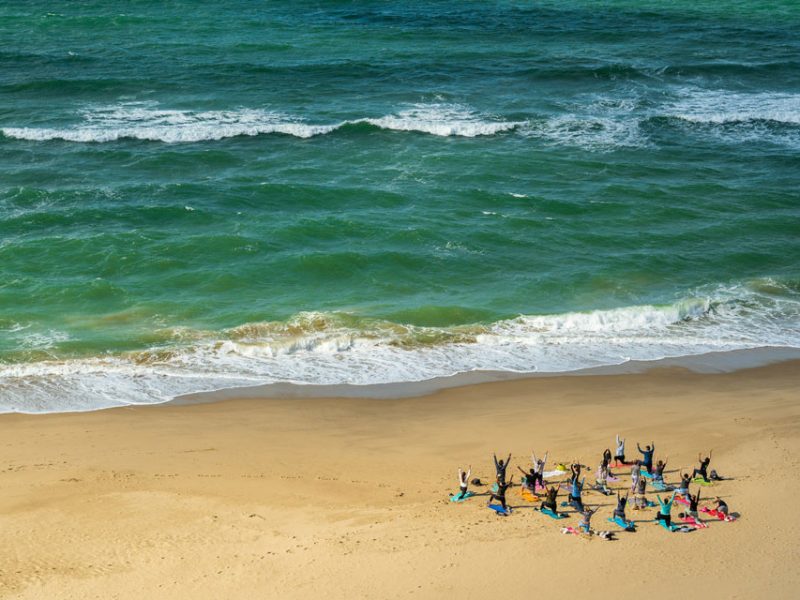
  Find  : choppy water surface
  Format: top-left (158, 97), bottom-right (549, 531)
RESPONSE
top-left (1, 1), bottom-right (799, 411)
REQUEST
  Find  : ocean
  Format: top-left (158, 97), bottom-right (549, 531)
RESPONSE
top-left (1, 0), bottom-right (799, 412)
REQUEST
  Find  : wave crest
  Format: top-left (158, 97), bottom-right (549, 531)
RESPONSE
top-left (3, 90), bottom-right (797, 149)
top-left (0, 102), bottom-right (520, 143)
top-left (2, 281), bottom-right (799, 413)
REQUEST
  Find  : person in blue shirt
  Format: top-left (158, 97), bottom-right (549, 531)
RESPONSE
top-left (655, 491), bottom-right (677, 527)
top-left (568, 476), bottom-right (585, 513)
top-left (637, 442), bottom-right (655, 473)
top-left (653, 458), bottom-right (668, 483)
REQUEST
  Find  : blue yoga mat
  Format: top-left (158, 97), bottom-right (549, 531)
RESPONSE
top-left (608, 516), bottom-right (635, 530)
top-left (488, 504), bottom-right (511, 516)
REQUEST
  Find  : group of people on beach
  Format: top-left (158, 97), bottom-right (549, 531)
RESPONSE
top-left (453, 434), bottom-right (734, 538)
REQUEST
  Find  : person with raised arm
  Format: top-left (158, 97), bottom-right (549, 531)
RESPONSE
top-left (570, 460), bottom-right (582, 483)
top-left (655, 491), bottom-right (677, 527)
top-left (456, 466), bottom-right (471, 500)
top-left (615, 434), bottom-right (626, 464)
top-left (517, 465), bottom-right (537, 491)
top-left (676, 471), bottom-right (692, 497)
top-left (541, 484), bottom-right (559, 515)
top-left (579, 505), bottom-right (598, 534)
top-left (488, 475), bottom-right (513, 512)
top-left (633, 473), bottom-right (648, 509)
top-left (493, 452), bottom-right (511, 485)
top-left (653, 457), bottom-right (668, 485)
top-left (687, 488), bottom-right (701, 519)
top-left (567, 475), bottom-right (586, 513)
top-left (596, 459), bottom-right (612, 495)
top-left (692, 450), bottom-right (712, 483)
top-left (630, 460), bottom-right (642, 493)
top-left (637, 441), bottom-right (655, 473)
top-left (614, 491), bottom-right (630, 522)
top-left (531, 449), bottom-right (548, 490)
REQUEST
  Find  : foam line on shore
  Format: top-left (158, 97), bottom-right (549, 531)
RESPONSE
top-left (172, 346), bottom-right (800, 405)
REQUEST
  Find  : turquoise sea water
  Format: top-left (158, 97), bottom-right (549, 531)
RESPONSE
top-left (1, 0), bottom-right (799, 412)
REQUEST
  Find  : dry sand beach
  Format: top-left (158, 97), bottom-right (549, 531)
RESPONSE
top-left (1, 360), bottom-right (798, 599)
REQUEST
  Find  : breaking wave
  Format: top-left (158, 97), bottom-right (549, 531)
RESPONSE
top-left (2, 89), bottom-right (797, 150)
top-left (2, 280), bottom-right (799, 413)
top-left (0, 102), bottom-right (520, 143)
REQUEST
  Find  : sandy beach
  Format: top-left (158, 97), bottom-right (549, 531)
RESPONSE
top-left (1, 360), bottom-right (798, 599)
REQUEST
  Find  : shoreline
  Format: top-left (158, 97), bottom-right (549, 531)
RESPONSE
top-left (172, 344), bottom-right (800, 406)
top-left (1, 359), bottom-right (799, 598)
top-left (2, 345), bottom-right (798, 416)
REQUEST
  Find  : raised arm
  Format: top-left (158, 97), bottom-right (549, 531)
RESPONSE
top-left (531, 450), bottom-right (538, 466)
top-left (637, 443), bottom-right (643, 453)
top-left (466, 467), bottom-right (471, 480)
top-left (517, 466), bottom-right (528, 476)
top-left (543, 451), bottom-right (548, 466)
top-left (493, 454), bottom-right (499, 469)
top-left (506, 453), bottom-right (512, 467)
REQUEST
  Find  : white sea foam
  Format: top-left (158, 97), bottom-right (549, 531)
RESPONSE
top-left (665, 89), bottom-right (800, 125)
top-left (3, 92), bottom-right (796, 149)
top-left (0, 102), bottom-right (519, 143)
top-left (521, 88), bottom-right (800, 150)
top-left (2, 282), bottom-right (799, 413)
top-left (521, 92), bottom-right (649, 150)
top-left (524, 115), bottom-right (645, 150)
top-left (363, 104), bottom-right (519, 137)
top-left (1, 106), bottom-right (337, 143)
top-left (657, 88), bottom-right (800, 148)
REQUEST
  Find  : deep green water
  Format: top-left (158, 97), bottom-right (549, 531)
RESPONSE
top-left (1, 1), bottom-right (799, 411)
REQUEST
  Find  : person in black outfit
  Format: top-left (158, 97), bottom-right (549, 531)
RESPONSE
top-left (614, 491), bottom-right (629, 521)
top-left (488, 475), bottom-right (513, 511)
top-left (692, 451), bottom-right (712, 483)
top-left (541, 484), bottom-right (559, 513)
top-left (493, 452), bottom-right (511, 485)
